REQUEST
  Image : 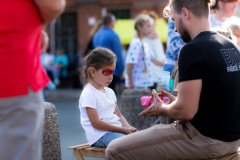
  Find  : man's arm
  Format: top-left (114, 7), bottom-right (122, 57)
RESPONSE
top-left (139, 79), bottom-right (202, 121)
top-left (164, 80), bottom-right (202, 120)
top-left (33, 0), bottom-right (66, 25)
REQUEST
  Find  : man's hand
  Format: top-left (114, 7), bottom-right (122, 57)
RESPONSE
top-left (162, 90), bottom-right (176, 104)
top-left (139, 89), bottom-right (164, 117)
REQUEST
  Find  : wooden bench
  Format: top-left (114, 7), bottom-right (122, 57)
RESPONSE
top-left (68, 143), bottom-right (239, 160)
top-left (68, 143), bottom-right (106, 160)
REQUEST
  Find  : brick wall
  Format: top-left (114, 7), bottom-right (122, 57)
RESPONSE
top-left (64, 0), bottom-right (169, 55)
top-left (77, 3), bottom-right (101, 54)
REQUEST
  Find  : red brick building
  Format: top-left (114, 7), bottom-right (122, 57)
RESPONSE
top-left (54, 0), bottom-right (240, 65)
top-left (54, 0), bottom-right (168, 59)
top-left (52, 1), bottom-right (240, 88)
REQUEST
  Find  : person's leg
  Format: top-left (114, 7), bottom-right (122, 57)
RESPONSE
top-left (92, 132), bottom-right (125, 147)
top-left (52, 68), bottom-right (61, 85)
top-left (106, 121), bottom-right (240, 160)
top-left (0, 89), bottom-right (44, 160)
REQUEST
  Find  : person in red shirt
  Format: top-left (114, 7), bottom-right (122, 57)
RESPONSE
top-left (0, 0), bottom-right (65, 159)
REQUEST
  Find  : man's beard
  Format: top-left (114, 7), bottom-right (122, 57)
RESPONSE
top-left (179, 19), bottom-right (191, 43)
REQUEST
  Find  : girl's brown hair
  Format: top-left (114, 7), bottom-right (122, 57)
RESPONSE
top-left (134, 14), bottom-right (153, 38)
top-left (80, 47), bottom-right (117, 85)
top-left (141, 10), bottom-right (159, 21)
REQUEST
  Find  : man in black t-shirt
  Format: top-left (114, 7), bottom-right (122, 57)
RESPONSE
top-left (178, 31), bottom-right (240, 142)
top-left (106, 0), bottom-right (240, 160)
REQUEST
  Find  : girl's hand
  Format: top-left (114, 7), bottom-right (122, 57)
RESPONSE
top-left (122, 127), bottom-right (137, 134)
top-left (128, 126), bottom-right (138, 132)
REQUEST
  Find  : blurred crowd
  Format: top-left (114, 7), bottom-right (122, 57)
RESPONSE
top-left (78, 0), bottom-right (240, 93)
top-left (1, 0), bottom-right (240, 159)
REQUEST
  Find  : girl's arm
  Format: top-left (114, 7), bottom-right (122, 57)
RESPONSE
top-left (151, 58), bottom-right (165, 66)
top-left (86, 107), bottom-right (135, 134)
top-left (114, 103), bottom-right (131, 127)
top-left (126, 63), bottom-right (134, 88)
top-left (114, 103), bottom-right (138, 132)
top-left (62, 55), bottom-right (68, 67)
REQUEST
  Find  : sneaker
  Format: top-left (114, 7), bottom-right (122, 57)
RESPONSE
top-left (47, 81), bottom-right (56, 90)
top-left (54, 79), bottom-right (60, 86)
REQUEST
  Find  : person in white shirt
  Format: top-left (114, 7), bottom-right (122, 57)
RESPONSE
top-left (209, 0), bottom-right (240, 30)
top-left (142, 10), bottom-right (166, 87)
top-left (79, 47), bottom-right (137, 147)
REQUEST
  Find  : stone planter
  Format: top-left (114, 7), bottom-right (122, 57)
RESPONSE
top-left (42, 102), bottom-right (61, 160)
top-left (120, 88), bottom-right (152, 130)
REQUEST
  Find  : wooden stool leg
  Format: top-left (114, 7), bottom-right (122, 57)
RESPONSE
top-left (73, 149), bottom-right (84, 160)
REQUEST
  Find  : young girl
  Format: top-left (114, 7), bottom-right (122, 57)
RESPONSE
top-left (229, 22), bottom-right (240, 47)
top-left (79, 47), bottom-right (137, 147)
top-left (141, 10), bottom-right (166, 88)
top-left (125, 14), bottom-right (164, 89)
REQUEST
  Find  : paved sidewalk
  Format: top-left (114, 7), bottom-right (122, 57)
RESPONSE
top-left (45, 88), bottom-right (82, 100)
top-left (45, 88), bottom-right (123, 101)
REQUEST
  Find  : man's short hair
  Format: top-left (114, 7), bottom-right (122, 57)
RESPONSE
top-left (164, 0), bottom-right (211, 18)
top-left (102, 13), bottom-right (115, 26)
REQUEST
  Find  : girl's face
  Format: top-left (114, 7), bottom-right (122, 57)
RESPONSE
top-left (220, 1), bottom-right (238, 17)
top-left (91, 63), bottom-right (116, 90)
top-left (138, 21), bottom-right (153, 37)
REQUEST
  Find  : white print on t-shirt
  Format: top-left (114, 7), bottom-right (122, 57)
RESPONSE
top-left (220, 48), bottom-right (240, 72)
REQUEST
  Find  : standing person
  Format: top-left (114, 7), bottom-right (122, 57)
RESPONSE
top-left (106, 0), bottom-right (240, 159)
top-left (0, 1), bottom-right (65, 160)
top-left (52, 49), bottom-right (69, 86)
top-left (79, 47), bottom-right (137, 147)
top-left (229, 22), bottom-right (240, 47)
top-left (84, 19), bottom-right (102, 57)
top-left (43, 49), bottom-right (68, 86)
top-left (125, 14), bottom-right (164, 89)
top-left (93, 13), bottom-right (124, 93)
top-left (41, 51), bottom-right (56, 91)
top-left (141, 10), bottom-right (166, 87)
top-left (163, 18), bottom-right (185, 75)
top-left (210, 0), bottom-right (240, 29)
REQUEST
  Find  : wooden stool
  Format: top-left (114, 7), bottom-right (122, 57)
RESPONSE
top-left (68, 143), bottom-right (106, 160)
top-left (68, 144), bottom-right (239, 160)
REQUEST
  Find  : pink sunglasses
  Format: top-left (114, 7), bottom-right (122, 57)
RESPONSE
top-left (102, 68), bottom-right (114, 76)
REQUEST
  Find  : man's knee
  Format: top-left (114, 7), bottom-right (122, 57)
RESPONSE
top-left (106, 139), bottom-right (120, 160)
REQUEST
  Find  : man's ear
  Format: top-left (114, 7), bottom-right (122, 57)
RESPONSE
top-left (89, 67), bottom-right (96, 77)
top-left (182, 7), bottom-right (190, 20)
